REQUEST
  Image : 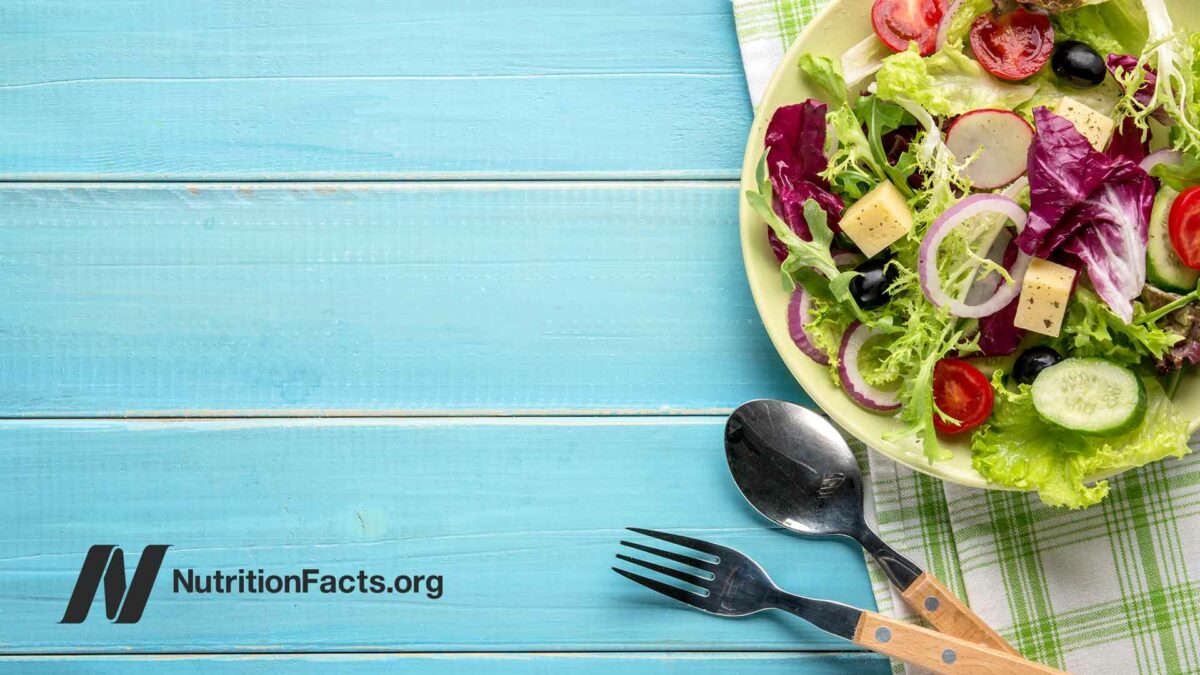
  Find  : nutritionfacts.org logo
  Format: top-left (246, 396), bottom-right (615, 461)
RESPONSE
top-left (61, 544), bottom-right (444, 624)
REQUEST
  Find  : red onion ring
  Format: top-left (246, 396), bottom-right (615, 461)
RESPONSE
top-left (787, 286), bottom-right (831, 365)
top-left (838, 321), bottom-right (901, 412)
top-left (918, 194), bottom-right (1031, 319)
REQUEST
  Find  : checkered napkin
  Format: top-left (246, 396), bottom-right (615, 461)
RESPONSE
top-left (731, 2), bottom-right (1200, 673)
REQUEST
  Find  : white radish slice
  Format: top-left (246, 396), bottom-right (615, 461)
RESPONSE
top-left (947, 109), bottom-right (1035, 190)
top-left (838, 322), bottom-right (901, 412)
top-left (918, 194), bottom-right (1032, 319)
top-left (787, 287), bottom-right (831, 365)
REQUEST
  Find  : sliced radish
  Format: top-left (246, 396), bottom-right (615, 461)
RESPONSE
top-left (787, 287), bottom-right (831, 365)
top-left (918, 194), bottom-right (1032, 318)
top-left (838, 322), bottom-right (901, 412)
top-left (946, 109), bottom-right (1034, 190)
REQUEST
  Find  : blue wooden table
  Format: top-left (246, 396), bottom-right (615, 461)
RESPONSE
top-left (0, 2), bottom-right (886, 671)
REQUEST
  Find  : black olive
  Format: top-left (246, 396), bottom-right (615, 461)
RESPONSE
top-left (849, 257), bottom-right (897, 310)
top-left (1012, 346), bottom-right (1062, 385)
top-left (1051, 41), bottom-right (1107, 87)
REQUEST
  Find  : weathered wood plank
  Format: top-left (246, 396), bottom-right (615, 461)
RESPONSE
top-left (0, 417), bottom-right (875, 652)
top-left (0, 653), bottom-right (891, 674)
top-left (0, 0), bottom-right (749, 179)
top-left (0, 183), bottom-right (803, 417)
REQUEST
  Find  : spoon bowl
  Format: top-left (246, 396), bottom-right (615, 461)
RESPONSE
top-left (725, 399), bottom-right (866, 539)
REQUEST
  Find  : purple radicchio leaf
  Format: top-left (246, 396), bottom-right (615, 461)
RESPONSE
top-left (978, 296), bottom-right (1023, 356)
top-left (1018, 107), bottom-right (1154, 323)
top-left (976, 241), bottom-right (1025, 356)
top-left (1107, 118), bottom-right (1149, 165)
top-left (764, 100), bottom-right (845, 262)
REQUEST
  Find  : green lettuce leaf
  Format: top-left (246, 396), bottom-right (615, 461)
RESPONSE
top-left (1051, 0), bottom-right (1149, 58)
top-left (874, 43), bottom-right (1038, 117)
top-left (972, 374), bottom-right (1190, 509)
top-left (797, 54), bottom-right (848, 103)
top-left (1053, 287), bottom-right (1182, 367)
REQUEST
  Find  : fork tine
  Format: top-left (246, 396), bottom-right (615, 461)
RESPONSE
top-left (620, 540), bottom-right (718, 572)
top-left (611, 567), bottom-right (706, 608)
top-left (615, 553), bottom-right (711, 587)
top-left (627, 527), bottom-right (725, 558)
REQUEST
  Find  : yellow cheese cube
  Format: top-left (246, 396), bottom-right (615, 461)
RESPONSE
top-left (1014, 258), bottom-right (1077, 337)
top-left (1056, 96), bottom-right (1115, 151)
top-left (840, 181), bottom-right (913, 258)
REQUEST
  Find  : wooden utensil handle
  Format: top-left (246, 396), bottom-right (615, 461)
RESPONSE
top-left (855, 612), bottom-right (1068, 675)
top-left (902, 572), bottom-right (1020, 655)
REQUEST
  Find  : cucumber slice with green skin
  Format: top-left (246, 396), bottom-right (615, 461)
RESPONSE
top-left (1147, 187), bottom-right (1200, 294)
top-left (1031, 358), bottom-right (1147, 436)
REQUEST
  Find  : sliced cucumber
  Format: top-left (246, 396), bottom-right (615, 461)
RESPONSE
top-left (1031, 358), bottom-right (1147, 436)
top-left (1147, 187), bottom-right (1200, 293)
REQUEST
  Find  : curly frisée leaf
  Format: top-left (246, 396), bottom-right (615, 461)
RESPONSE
top-left (1053, 287), bottom-right (1182, 366)
top-left (972, 374), bottom-right (1190, 509)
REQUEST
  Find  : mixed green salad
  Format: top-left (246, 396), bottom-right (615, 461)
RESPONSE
top-left (750, 0), bottom-right (1200, 507)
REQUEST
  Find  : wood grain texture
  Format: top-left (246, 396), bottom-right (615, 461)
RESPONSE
top-left (0, 417), bottom-right (875, 652)
top-left (0, 0), bottom-right (749, 179)
top-left (0, 182), bottom-right (803, 417)
top-left (900, 572), bottom-right (1019, 655)
top-left (854, 613), bottom-right (1066, 675)
top-left (0, 653), bottom-right (890, 674)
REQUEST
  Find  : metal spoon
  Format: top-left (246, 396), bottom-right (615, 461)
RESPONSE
top-left (724, 399), bottom-right (1019, 655)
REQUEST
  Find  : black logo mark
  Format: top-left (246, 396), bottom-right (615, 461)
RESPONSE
top-left (61, 545), bottom-right (170, 624)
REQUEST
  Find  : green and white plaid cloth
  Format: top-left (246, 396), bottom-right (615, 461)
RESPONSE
top-left (732, 2), bottom-right (1200, 673)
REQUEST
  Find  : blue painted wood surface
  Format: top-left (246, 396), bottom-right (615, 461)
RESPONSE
top-left (0, 654), bottom-right (890, 675)
top-left (0, 0), bottom-right (885, 672)
top-left (0, 1), bottom-right (749, 179)
top-left (0, 418), bottom-right (875, 652)
top-left (0, 183), bottom-right (802, 417)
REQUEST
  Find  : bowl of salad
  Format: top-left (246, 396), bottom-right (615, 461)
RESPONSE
top-left (740, 0), bottom-right (1200, 507)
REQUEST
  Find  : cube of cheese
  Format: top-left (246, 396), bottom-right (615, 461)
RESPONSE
top-left (1056, 97), bottom-right (1115, 151)
top-left (840, 181), bottom-right (913, 258)
top-left (1015, 258), bottom-right (1077, 337)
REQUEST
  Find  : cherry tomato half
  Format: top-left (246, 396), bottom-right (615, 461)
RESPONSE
top-left (1169, 186), bottom-right (1200, 270)
top-left (932, 359), bottom-right (994, 434)
top-left (969, 8), bottom-right (1055, 82)
top-left (872, 0), bottom-right (947, 57)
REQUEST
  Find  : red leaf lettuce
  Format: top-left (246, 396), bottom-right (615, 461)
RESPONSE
top-left (764, 100), bottom-right (845, 261)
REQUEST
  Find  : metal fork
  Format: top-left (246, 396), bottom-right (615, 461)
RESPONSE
top-left (614, 528), bottom-right (1066, 675)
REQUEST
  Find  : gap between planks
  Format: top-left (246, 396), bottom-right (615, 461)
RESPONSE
top-left (0, 176), bottom-right (744, 185)
top-left (0, 650), bottom-right (869, 659)
top-left (0, 415), bottom-right (735, 428)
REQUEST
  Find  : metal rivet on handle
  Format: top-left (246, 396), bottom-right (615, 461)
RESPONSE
top-left (924, 596), bottom-right (940, 612)
top-left (874, 627), bottom-right (891, 643)
top-left (942, 649), bottom-right (957, 664)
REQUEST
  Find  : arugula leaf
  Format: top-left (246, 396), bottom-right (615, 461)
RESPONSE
top-left (746, 155), bottom-right (858, 308)
top-left (822, 96), bottom-right (916, 202)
